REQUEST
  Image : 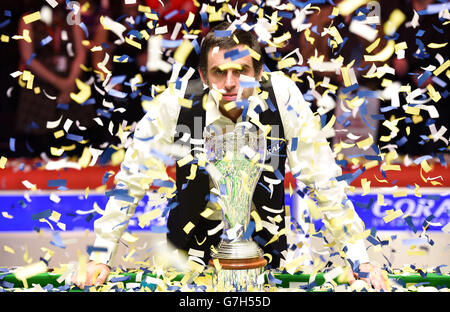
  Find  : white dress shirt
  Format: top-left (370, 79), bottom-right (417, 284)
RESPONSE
top-left (90, 71), bottom-right (370, 267)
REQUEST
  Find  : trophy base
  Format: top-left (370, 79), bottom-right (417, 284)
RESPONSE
top-left (210, 240), bottom-right (264, 260)
top-left (209, 257), bottom-right (267, 292)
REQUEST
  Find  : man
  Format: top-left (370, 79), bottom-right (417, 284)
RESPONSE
top-left (73, 22), bottom-right (387, 290)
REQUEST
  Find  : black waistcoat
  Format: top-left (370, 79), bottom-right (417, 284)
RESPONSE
top-left (166, 77), bottom-right (288, 268)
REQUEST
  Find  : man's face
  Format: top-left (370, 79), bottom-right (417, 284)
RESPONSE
top-left (200, 44), bottom-right (262, 107)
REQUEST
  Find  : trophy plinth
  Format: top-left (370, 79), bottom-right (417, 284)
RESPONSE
top-left (204, 123), bottom-right (267, 291)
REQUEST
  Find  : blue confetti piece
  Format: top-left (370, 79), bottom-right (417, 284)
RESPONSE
top-left (86, 246), bottom-right (108, 255)
top-left (110, 275), bottom-right (131, 283)
top-left (161, 39), bottom-right (182, 48)
top-left (0, 19), bottom-right (10, 29)
top-left (416, 29), bottom-right (425, 37)
top-left (57, 103), bottom-right (69, 110)
top-left (50, 232), bottom-right (66, 249)
top-left (290, 137), bottom-right (298, 152)
top-left (240, 2), bottom-right (252, 13)
top-left (214, 30), bottom-right (232, 37)
top-left (32, 209), bottom-right (52, 221)
top-left (431, 76), bottom-right (447, 88)
top-left (239, 81), bottom-right (260, 88)
top-left (191, 39), bottom-right (200, 54)
top-left (102, 171), bottom-right (114, 184)
top-left (40, 35), bottom-right (53, 46)
top-left (9, 137), bottom-right (15, 152)
top-left (230, 49), bottom-right (250, 61)
top-left (47, 179), bottom-right (67, 187)
top-left (371, 114), bottom-right (385, 120)
top-left (164, 9), bottom-right (178, 20)
top-left (150, 224), bottom-right (169, 233)
top-left (108, 88), bottom-right (128, 98)
top-left (200, 12), bottom-right (208, 28)
top-left (267, 272), bottom-right (282, 285)
top-left (396, 136), bottom-right (408, 147)
top-left (66, 133), bottom-right (83, 142)
top-left (152, 179), bottom-right (174, 188)
top-left (243, 221), bottom-right (255, 240)
top-left (105, 189), bottom-right (135, 203)
top-left (418, 71), bottom-right (432, 87)
top-left (78, 21), bottom-right (89, 38)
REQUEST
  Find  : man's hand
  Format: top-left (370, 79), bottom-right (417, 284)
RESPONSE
top-left (349, 262), bottom-right (389, 291)
top-left (72, 261), bottom-right (110, 289)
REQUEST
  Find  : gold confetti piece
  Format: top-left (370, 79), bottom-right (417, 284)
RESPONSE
top-left (377, 193), bottom-right (386, 206)
top-left (178, 97), bottom-right (193, 108)
top-left (337, 0), bottom-right (369, 16)
top-left (395, 41), bottom-right (408, 51)
top-left (78, 147), bottom-right (92, 168)
top-left (50, 147), bottom-right (64, 156)
top-left (361, 178), bottom-right (371, 195)
top-left (384, 9), bottom-right (406, 36)
top-left (364, 40), bottom-right (395, 62)
top-left (174, 40), bottom-right (193, 65)
top-left (23, 11), bottom-right (41, 24)
top-left (4, 245), bottom-right (15, 254)
top-left (39, 218), bottom-right (54, 230)
top-left (122, 232), bottom-right (139, 243)
top-left (251, 211), bottom-right (262, 232)
top-left (186, 164), bottom-right (197, 180)
top-left (138, 208), bottom-right (161, 229)
top-left (278, 57), bottom-right (297, 69)
top-left (247, 47), bottom-right (261, 61)
top-left (125, 36), bottom-right (141, 49)
top-left (433, 59), bottom-right (450, 76)
top-left (200, 208), bottom-right (214, 219)
top-left (356, 135), bottom-right (374, 150)
top-left (70, 78), bottom-right (91, 104)
top-left (426, 84), bottom-right (442, 102)
top-left (138, 5), bottom-right (151, 13)
top-left (21, 70), bottom-right (34, 89)
top-left (365, 38), bottom-right (380, 53)
top-left (111, 148), bottom-right (125, 166)
top-left (1, 34), bottom-right (9, 42)
top-left (393, 190), bottom-right (407, 197)
top-left (428, 42), bottom-right (448, 49)
top-left (223, 101), bottom-right (236, 111)
top-left (273, 32), bottom-right (291, 45)
top-left (218, 62), bottom-right (243, 71)
top-left (407, 249), bottom-right (427, 256)
top-left (49, 211), bottom-right (61, 223)
top-left (328, 26), bottom-right (343, 45)
top-left (53, 129), bottom-right (65, 139)
top-left (0, 156), bottom-right (7, 169)
top-left (340, 66), bottom-right (352, 87)
top-left (177, 154), bottom-right (194, 167)
top-left (186, 11), bottom-right (195, 27)
top-left (183, 221), bottom-right (195, 234)
top-left (212, 258), bottom-right (222, 271)
top-left (304, 28), bottom-right (315, 45)
top-left (420, 159), bottom-right (432, 173)
top-left (383, 209), bottom-right (403, 223)
top-left (56, 222), bottom-right (66, 231)
top-left (14, 261), bottom-right (48, 282)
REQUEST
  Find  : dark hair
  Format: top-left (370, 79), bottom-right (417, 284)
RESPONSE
top-left (198, 22), bottom-right (264, 79)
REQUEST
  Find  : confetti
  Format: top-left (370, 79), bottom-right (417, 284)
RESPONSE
top-left (23, 11), bottom-right (41, 24)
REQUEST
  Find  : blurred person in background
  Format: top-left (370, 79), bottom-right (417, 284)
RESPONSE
top-left (15, 0), bottom-right (96, 157)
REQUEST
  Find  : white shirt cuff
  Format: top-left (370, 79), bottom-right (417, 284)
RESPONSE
top-left (344, 239), bottom-right (370, 265)
top-left (88, 236), bottom-right (118, 266)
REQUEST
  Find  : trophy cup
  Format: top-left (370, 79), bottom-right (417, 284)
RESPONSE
top-left (204, 122), bottom-right (267, 291)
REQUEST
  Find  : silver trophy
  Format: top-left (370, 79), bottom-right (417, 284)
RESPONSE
top-left (204, 122), bottom-right (267, 291)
